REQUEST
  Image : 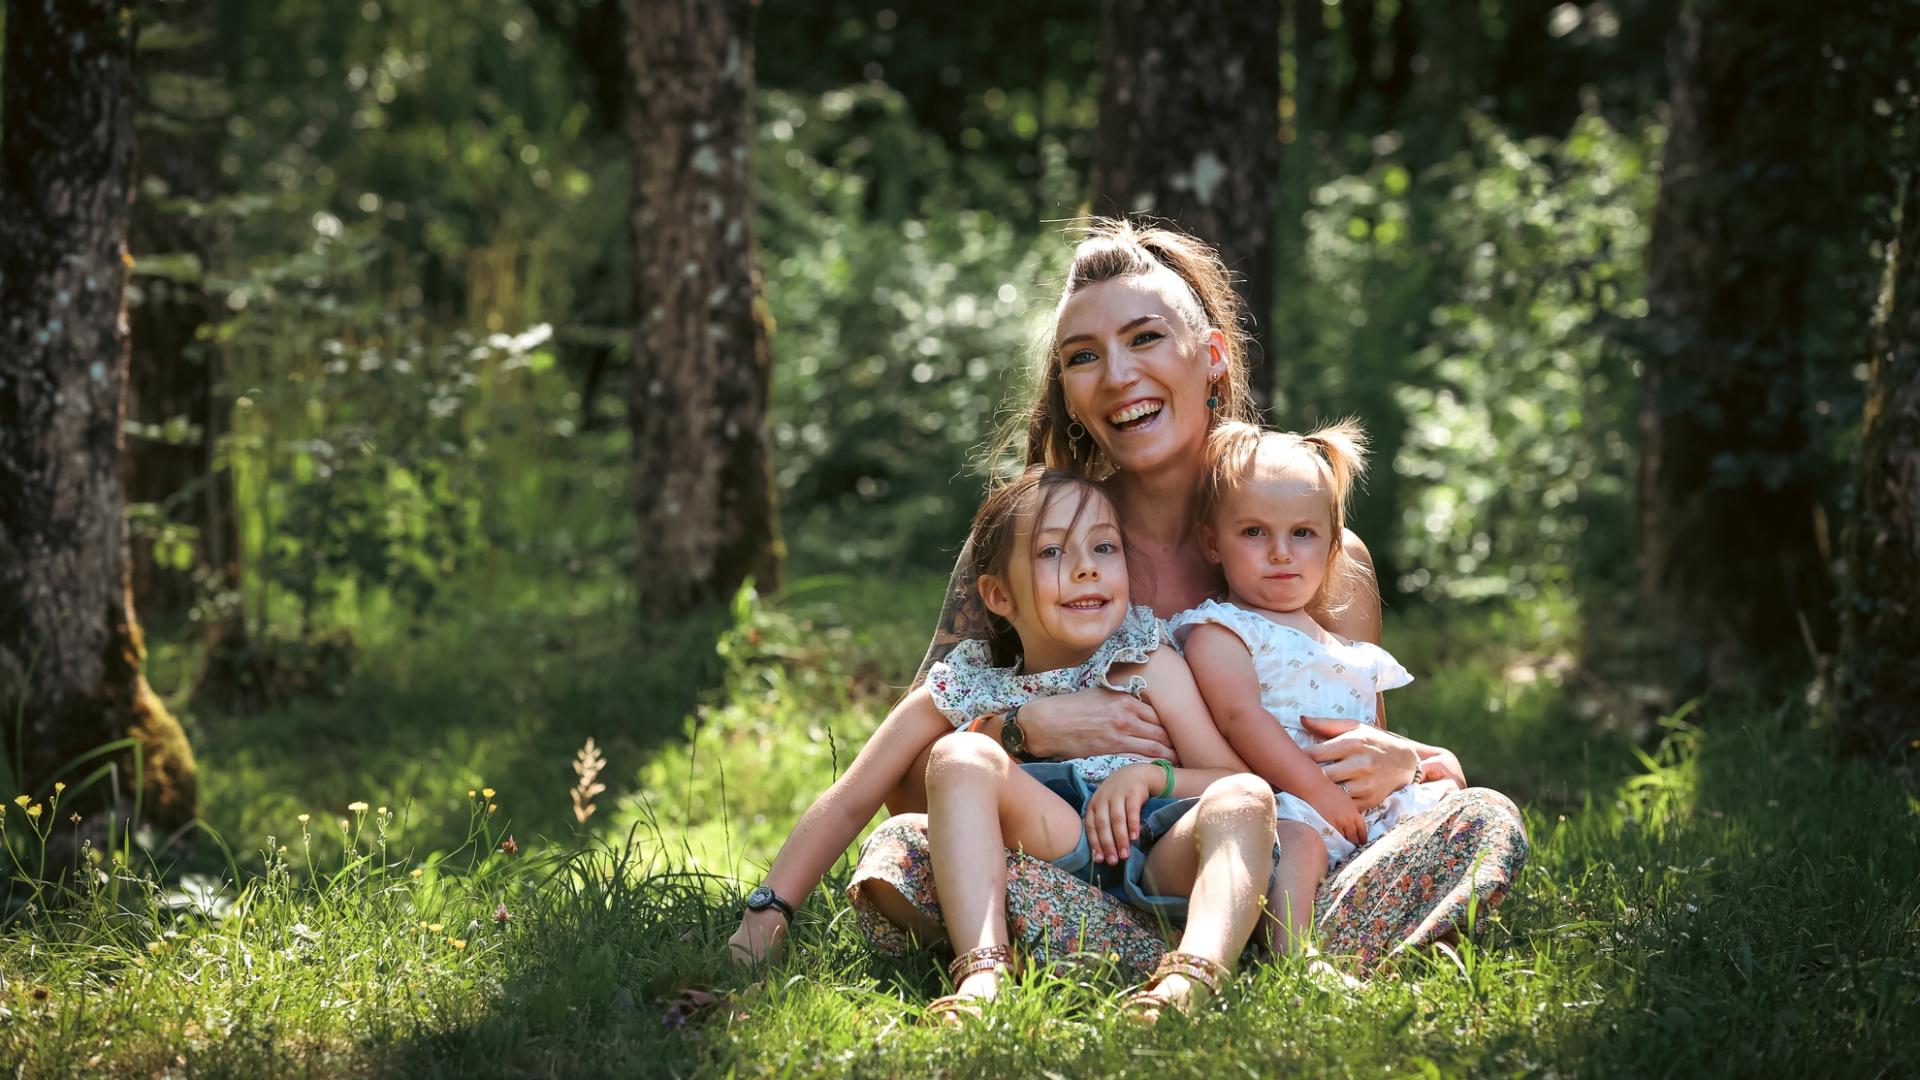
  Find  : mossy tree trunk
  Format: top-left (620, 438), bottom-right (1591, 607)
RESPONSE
top-left (623, 0), bottom-right (781, 618)
top-left (1840, 112), bottom-right (1920, 774)
top-left (1091, 0), bottom-right (1282, 409)
top-left (1635, 0), bottom-right (1833, 684)
top-left (0, 1), bottom-right (201, 828)
top-left (125, 0), bottom-right (242, 624)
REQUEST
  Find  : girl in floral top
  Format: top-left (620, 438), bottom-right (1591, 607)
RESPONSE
top-left (918, 465), bottom-right (1276, 1021)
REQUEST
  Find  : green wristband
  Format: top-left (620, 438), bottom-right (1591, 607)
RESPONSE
top-left (1152, 758), bottom-right (1175, 799)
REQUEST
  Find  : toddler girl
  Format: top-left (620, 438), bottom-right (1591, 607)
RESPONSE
top-left (1170, 420), bottom-right (1460, 954)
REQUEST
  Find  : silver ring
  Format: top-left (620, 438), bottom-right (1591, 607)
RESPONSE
top-left (1337, 781), bottom-right (1351, 794)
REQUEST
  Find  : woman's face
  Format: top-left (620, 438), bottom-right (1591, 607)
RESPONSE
top-left (1054, 273), bottom-right (1227, 477)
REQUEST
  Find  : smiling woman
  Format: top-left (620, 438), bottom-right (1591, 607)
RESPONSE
top-left (841, 217), bottom-right (1530, 977)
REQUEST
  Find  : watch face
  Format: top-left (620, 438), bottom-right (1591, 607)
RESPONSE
top-left (746, 886), bottom-right (775, 909)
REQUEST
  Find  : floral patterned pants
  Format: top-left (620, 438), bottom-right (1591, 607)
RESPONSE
top-left (847, 786), bottom-right (1529, 978)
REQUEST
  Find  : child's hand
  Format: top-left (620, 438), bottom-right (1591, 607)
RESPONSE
top-left (1083, 764), bottom-right (1161, 865)
top-left (726, 909), bottom-right (788, 966)
top-left (1305, 778), bottom-right (1369, 846)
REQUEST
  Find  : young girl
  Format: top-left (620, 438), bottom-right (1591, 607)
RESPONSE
top-left (1170, 420), bottom-right (1461, 954)
top-left (915, 466), bottom-right (1276, 1021)
top-left (727, 466), bottom-right (1277, 1022)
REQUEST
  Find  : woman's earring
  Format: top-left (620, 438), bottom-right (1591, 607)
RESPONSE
top-left (1067, 418), bottom-right (1087, 444)
top-left (1206, 381), bottom-right (1221, 410)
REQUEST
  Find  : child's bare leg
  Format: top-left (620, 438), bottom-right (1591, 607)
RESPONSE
top-left (1136, 774), bottom-right (1278, 1009)
top-left (1260, 821), bottom-right (1328, 955)
top-left (924, 732), bottom-right (1083, 999)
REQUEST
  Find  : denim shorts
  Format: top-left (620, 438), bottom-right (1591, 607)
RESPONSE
top-left (1017, 761), bottom-right (1202, 923)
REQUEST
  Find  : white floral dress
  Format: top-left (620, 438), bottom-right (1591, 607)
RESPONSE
top-left (1167, 598), bottom-right (1454, 869)
top-left (924, 604), bottom-right (1163, 786)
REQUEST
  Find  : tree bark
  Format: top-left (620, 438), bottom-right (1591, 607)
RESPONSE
top-left (1091, 0), bottom-right (1283, 409)
top-left (125, 0), bottom-right (241, 621)
top-left (624, 0), bottom-right (782, 617)
top-left (1635, 0), bottom-right (1833, 682)
top-left (0, 1), bottom-right (200, 827)
top-left (1840, 111), bottom-right (1920, 772)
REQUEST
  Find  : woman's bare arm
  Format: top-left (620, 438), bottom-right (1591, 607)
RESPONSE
top-left (1312, 528), bottom-right (1382, 645)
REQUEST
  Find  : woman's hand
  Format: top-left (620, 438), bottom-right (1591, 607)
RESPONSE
top-left (1299, 716), bottom-right (1421, 812)
top-left (1083, 764), bottom-right (1161, 865)
top-left (725, 909), bottom-right (788, 966)
top-left (1018, 689), bottom-right (1176, 763)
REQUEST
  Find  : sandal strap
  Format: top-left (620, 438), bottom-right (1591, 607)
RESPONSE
top-left (1148, 950), bottom-right (1230, 996)
top-left (946, 943), bottom-right (1014, 986)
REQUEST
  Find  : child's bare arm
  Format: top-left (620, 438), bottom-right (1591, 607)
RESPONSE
top-left (728, 685), bottom-right (951, 963)
top-left (1182, 625), bottom-right (1367, 844)
top-left (1135, 646), bottom-right (1248, 772)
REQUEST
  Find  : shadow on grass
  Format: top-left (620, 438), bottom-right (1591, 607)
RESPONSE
top-left (172, 588), bottom-right (741, 876)
top-left (1513, 705), bottom-right (1920, 1076)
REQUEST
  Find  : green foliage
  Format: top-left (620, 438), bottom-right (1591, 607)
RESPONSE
top-left (756, 84), bottom-right (1073, 570)
top-left (1282, 108), bottom-right (1656, 603)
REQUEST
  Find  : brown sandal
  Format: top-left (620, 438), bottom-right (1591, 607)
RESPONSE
top-left (925, 943), bottom-right (1015, 1026)
top-left (1123, 950), bottom-right (1231, 1024)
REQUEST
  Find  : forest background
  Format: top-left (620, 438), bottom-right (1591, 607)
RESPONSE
top-left (1, 0), bottom-right (1918, 1076)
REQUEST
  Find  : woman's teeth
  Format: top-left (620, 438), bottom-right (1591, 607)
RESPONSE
top-left (1108, 401), bottom-right (1163, 428)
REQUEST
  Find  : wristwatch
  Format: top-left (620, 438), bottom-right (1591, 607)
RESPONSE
top-left (997, 704), bottom-right (1026, 759)
top-left (744, 885), bottom-right (795, 922)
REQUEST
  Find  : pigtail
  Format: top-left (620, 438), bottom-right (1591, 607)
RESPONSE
top-left (1301, 418), bottom-right (1371, 617)
top-left (1300, 418), bottom-right (1369, 532)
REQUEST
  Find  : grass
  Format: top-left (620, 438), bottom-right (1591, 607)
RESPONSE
top-left (2, 572), bottom-right (1916, 1077)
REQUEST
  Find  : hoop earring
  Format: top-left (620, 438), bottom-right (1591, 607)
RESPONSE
top-left (1067, 418), bottom-right (1087, 444)
top-left (1206, 382), bottom-right (1221, 410)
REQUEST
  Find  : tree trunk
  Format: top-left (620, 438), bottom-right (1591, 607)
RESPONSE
top-left (1091, 0), bottom-right (1283, 409)
top-left (125, 0), bottom-right (241, 622)
top-left (1839, 111), bottom-right (1920, 772)
top-left (623, 0), bottom-right (782, 617)
top-left (0, 1), bottom-right (200, 828)
top-left (1635, 0), bottom-right (1833, 683)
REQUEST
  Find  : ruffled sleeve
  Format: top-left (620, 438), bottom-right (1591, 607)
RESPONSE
top-left (1166, 598), bottom-right (1269, 657)
top-left (924, 639), bottom-right (1015, 729)
top-left (1361, 643), bottom-right (1414, 692)
top-left (1086, 605), bottom-right (1162, 696)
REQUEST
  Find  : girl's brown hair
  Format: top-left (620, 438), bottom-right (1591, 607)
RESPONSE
top-left (1006, 218), bottom-right (1261, 476)
top-left (1197, 419), bottom-right (1371, 612)
top-left (964, 464), bottom-right (1114, 666)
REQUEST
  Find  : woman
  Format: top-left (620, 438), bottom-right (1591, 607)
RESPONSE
top-left (848, 218), bottom-right (1528, 976)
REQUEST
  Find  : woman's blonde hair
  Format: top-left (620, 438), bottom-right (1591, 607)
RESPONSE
top-left (1000, 218), bottom-right (1260, 477)
top-left (1197, 418), bottom-right (1371, 611)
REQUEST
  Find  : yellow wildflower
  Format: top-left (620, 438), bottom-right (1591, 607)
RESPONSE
top-left (53, 782), bottom-right (65, 794)
top-left (487, 803), bottom-right (498, 814)
top-left (347, 801), bottom-right (369, 813)
top-left (12, 795), bottom-right (27, 807)
top-left (410, 868), bottom-right (423, 879)
top-left (450, 938), bottom-right (467, 950)
top-left (377, 806), bottom-right (389, 817)
top-left (427, 922), bottom-right (444, 933)
top-left (26, 804), bottom-right (42, 819)
top-left (467, 789), bottom-right (477, 798)
top-left (482, 788), bottom-right (496, 799)
top-left (297, 813), bottom-right (310, 825)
